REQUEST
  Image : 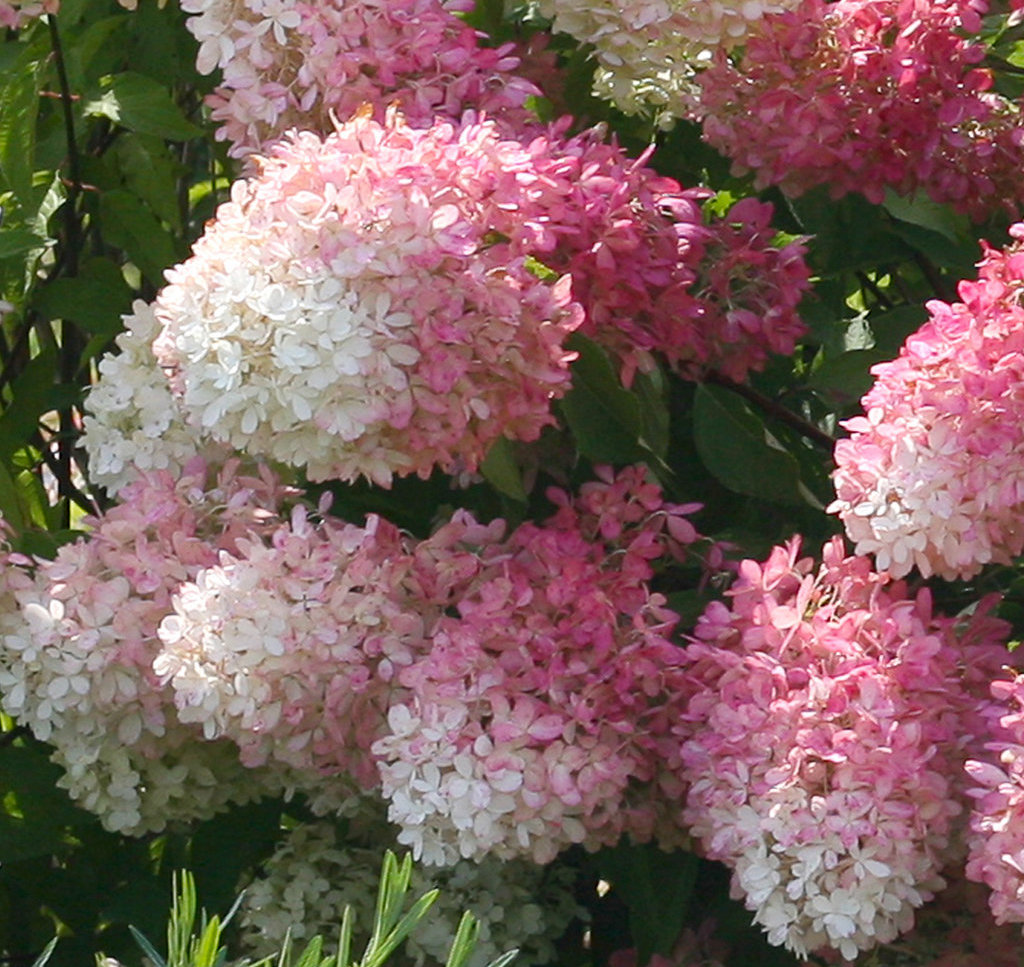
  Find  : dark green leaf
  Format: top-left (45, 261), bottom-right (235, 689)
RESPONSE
top-left (692, 384), bottom-right (807, 506)
top-left (597, 844), bottom-right (699, 964)
top-left (0, 228), bottom-right (47, 261)
top-left (560, 335), bottom-right (645, 464)
top-left (0, 350), bottom-right (59, 459)
top-left (98, 189), bottom-right (179, 286)
top-left (84, 72), bottom-right (203, 141)
top-left (34, 258), bottom-right (135, 335)
top-left (0, 55), bottom-right (43, 208)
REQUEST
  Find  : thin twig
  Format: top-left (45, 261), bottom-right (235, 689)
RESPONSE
top-left (706, 370), bottom-right (836, 451)
top-left (47, 12), bottom-right (85, 530)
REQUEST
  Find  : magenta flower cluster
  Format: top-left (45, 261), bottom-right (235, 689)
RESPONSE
top-left (831, 224), bottom-right (1024, 580)
top-left (698, 0), bottom-right (1024, 218)
top-left (677, 538), bottom-right (1009, 960)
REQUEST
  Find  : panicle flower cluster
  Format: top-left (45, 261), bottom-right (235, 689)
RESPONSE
top-left (831, 224), bottom-right (1024, 580)
top-left (964, 671), bottom-right (1024, 927)
top-left (0, 460), bottom-right (294, 833)
top-left (151, 465), bottom-right (703, 864)
top-left (154, 506), bottom-right (420, 791)
top-left (181, 0), bottom-right (538, 159)
top-left (697, 0), bottom-right (1024, 218)
top-left (81, 301), bottom-right (225, 497)
top-left (374, 466), bottom-right (702, 865)
top-left (679, 537), bottom-right (1009, 961)
top-left (530, 130), bottom-right (811, 384)
top-left (238, 816), bottom-right (582, 967)
top-left (534, 0), bottom-right (802, 122)
top-left (153, 111), bottom-right (582, 487)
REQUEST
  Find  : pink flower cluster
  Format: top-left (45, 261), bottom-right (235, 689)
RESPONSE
top-left (965, 673), bottom-right (1024, 926)
top-left (152, 465), bottom-right (706, 864)
top-left (153, 110), bottom-right (583, 487)
top-left (152, 107), bottom-right (811, 488)
top-left (697, 0), bottom-right (1024, 218)
top-left (0, 460), bottom-right (294, 833)
top-left (679, 537), bottom-right (1008, 961)
top-left (374, 466), bottom-right (702, 864)
top-left (831, 224), bottom-right (1024, 580)
top-left (182, 0), bottom-right (538, 160)
top-left (535, 132), bottom-right (811, 384)
top-left (0, 0), bottom-right (56, 28)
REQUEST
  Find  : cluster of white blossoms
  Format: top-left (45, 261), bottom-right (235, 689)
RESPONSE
top-left (80, 301), bottom-right (221, 497)
top-left (238, 819), bottom-right (582, 967)
top-left (535, 0), bottom-right (801, 121)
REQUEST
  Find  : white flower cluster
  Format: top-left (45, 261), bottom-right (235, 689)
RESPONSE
top-left (536, 0), bottom-right (800, 121)
top-left (373, 702), bottom-right (579, 868)
top-left (238, 819), bottom-right (581, 967)
top-left (0, 548), bottom-right (274, 834)
top-left (81, 301), bottom-right (220, 497)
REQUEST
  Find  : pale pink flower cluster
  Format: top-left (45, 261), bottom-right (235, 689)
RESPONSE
top-left (155, 506), bottom-right (418, 792)
top-left (697, 0), bottom-right (1024, 217)
top-left (152, 465), bottom-right (704, 864)
top-left (535, 0), bottom-right (802, 122)
top-left (964, 673), bottom-right (1024, 927)
top-left (81, 301), bottom-right (225, 496)
top-left (153, 111), bottom-right (582, 487)
top-left (152, 108), bottom-right (810, 488)
top-left (374, 466), bottom-right (701, 865)
top-left (831, 225), bottom-right (1024, 580)
top-left (181, 0), bottom-right (537, 159)
top-left (0, 460), bottom-right (293, 833)
top-left (0, 0), bottom-right (56, 28)
top-left (238, 816), bottom-right (582, 967)
top-left (679, 537), bottom-right (1009, 961)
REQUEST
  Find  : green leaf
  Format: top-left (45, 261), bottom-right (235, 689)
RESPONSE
top-left (692, 384), bottom-right (808, 506)
top-left (481, 437), bottom-right (526, 502)
top-left (0, 349), bottom-right (60, 459)
top-left (98, 189), bottom-right (179, 286)
top-left (0, 228), bottom-right (47, 261)
top-left (560, 334), bottom-right (645, 463)
top-left (84, 72), bottom-right (203, 141)
top-left (0, 54), bottom-right (43, 208)
top-left (597, 844), bottom-right (699, 964)
top-left (33, 258), bottom-right (134, 335)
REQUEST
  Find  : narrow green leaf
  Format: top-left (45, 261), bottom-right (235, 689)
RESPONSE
top-left (443, 912), bottom-right (480, 967)
top-left (363, 891), bottom-right (439, 967)
top-left (692, 384), bottom-right (806, 506)
top-left (30, 936), bottom-right (58, 967)
top-left (192, 915), bottom-right (223, 967)
top-left (130, 925), bottom-right (169, 967)
top-left (335, 905), bottom-right (354, 967)
top-left (84, 72), bottom-right (203, 141)
top-left (482, 951), bottom-right (518, 967)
